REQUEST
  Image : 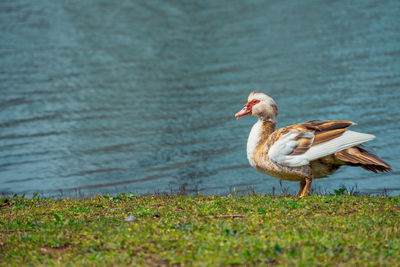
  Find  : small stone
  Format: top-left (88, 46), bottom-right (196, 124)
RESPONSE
top-left (124, 215), bottom-right (135, 222)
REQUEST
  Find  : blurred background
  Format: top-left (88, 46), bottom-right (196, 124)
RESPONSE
top-left (1, 0), bottom-right (399, 197)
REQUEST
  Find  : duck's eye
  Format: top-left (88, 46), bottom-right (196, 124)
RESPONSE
top-left (253, 100), bottom-right (258, 104)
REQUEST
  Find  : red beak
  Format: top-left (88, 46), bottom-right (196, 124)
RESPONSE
top-left (235, 103), bottom-right (252, 119)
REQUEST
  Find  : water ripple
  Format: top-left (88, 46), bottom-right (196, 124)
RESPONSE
top-left (0, 0), bottom-right (399, 196)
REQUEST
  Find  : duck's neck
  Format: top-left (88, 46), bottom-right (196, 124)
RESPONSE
top-left (247, 118), bottom-right (276, 167)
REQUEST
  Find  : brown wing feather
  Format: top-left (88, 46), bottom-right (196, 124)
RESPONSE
top-left (304, 120), bottom-right (355, 131)
top-left (288, 120), bottom-right (354, 156)
top-left (290, 136), bottom-right (314, 155)
top-left (335, 146), bottom-right (392, 173)
top-left (313, 128), bottom-right (347, 146)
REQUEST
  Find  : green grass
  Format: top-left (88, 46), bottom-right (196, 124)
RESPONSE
top-left (1, 193), bottom-right (399, 266)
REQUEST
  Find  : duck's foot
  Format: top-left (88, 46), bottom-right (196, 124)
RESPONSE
top-left (298, 178), bottom-right (312, 198)
top-left (297, 180), bottom-right (306, 197)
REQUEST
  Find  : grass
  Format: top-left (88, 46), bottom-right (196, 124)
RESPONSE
top-left (1, 192), bottom-right (399, 266)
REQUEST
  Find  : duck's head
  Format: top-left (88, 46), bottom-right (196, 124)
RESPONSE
top-left (235, 91), bottom-right (278, 122)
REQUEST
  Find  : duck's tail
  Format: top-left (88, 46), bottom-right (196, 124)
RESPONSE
top-left (335, 146), bottom-right (392, 173)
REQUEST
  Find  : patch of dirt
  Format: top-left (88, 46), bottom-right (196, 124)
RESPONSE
top-left (40, 246), bottom-right (70, 254)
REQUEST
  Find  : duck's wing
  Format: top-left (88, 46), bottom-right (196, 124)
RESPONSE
top-left (268, 120), bottom-right (375, 167)
top-left (335, 146), bottom-right (392, 173)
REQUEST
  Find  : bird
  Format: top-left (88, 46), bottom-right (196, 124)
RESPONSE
top-left (235, 91), bottom-right (391, 197)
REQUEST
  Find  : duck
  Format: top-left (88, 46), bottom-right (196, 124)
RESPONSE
top-left (235, 91), bottom-right (391, 197)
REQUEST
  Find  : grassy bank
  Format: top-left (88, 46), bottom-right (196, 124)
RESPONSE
top-left (1, 193), bottom-right (399, 266)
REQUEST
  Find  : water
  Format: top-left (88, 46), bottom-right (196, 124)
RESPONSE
top-left (1, 0), bottom-right (399, 197)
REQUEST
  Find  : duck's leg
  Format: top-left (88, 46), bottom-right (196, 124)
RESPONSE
top-left (300, 178), bottom-right (312, 197)
top-left (297, 180), bottom-right (306, 196)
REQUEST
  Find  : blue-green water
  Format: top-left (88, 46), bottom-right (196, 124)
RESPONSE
top-left (1, 0), bottom-right (399, 196)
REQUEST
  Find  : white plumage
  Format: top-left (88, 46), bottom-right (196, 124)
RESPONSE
top-left (269, 130), bottom-right (375, 167)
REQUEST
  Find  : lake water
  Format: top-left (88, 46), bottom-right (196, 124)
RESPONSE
top-left (1, 0), bottom-right (399, 197)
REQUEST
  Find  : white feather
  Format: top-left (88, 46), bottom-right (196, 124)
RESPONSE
top-left (269, 130), bottom-right (375, 167)
top-left (303, 130), bottom-right (375, 162)
top-left (268, 131), bottom-right (306, 165)
top-left (246, 119), bottom-right (262, 167)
